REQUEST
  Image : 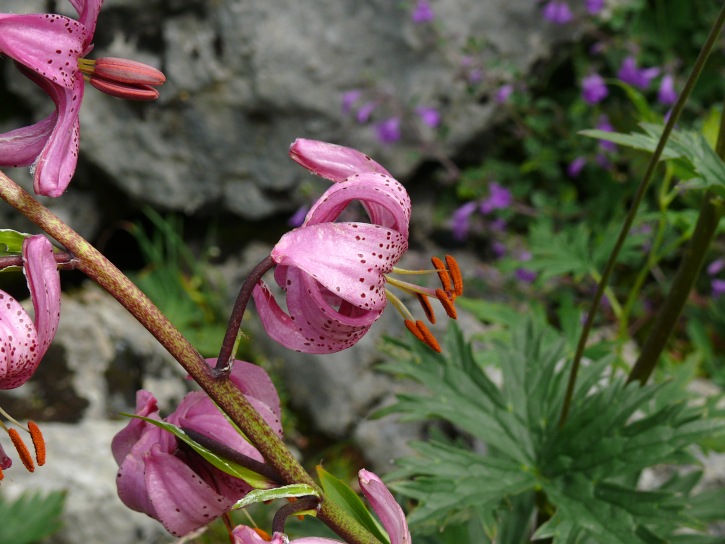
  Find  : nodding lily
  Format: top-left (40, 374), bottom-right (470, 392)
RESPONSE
top-left (0, 235), bottom-right (61, 390)
top-left (0, 0), bottom-right (165, 197)
top-left (252, 139), bottom-right (461, 354)
top-left (231, 469), bottom-right (411, 544)
top-left (111, 360), bottom-right (282, 538)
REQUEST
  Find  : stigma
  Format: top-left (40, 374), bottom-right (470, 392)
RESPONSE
top-left (385, 255), bottom-right (463, 352)
top-left (77, 57), bottom-right (165, 101)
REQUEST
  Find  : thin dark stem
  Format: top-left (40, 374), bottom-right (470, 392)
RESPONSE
top-left (215, 255), bottom-right (275, 374)
top-left (272, 496), bottom-right (320, 534)
top-left (0, 251), bottom-right (76, 270)
top-left (558, 1), bottom-right (725, 427)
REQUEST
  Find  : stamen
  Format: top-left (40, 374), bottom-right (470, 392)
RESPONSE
top-left (445, 255), bottom-right (463, 297)
top-left (28, 422), bottom-right (46, 466)
top-left (253, 528), bottom-right (272, 541)
top-left (416, 293), bottom-right (436, 324)
top-left (387, 290), bottom-right (416, 322)
top-left (7, 429), bottom-right (34, 472)
top-left (0, 466), bottom-right (3, 480)
top-left (404, 319), bottom-right (425, 343)
top-left (435, 289), bottom-right (458, 319)
top-left (431, 256), bottom-right (452, 292)
top-left (415, 320), bottom-right (442, 352)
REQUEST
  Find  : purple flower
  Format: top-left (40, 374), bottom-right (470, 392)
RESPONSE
top-left (617, 56), bottom-right (660, 90)
top-left (582, 73), bottom-right (608, 104)
top-left (411, 0), bottom-right (435, 23)
top-left (415, 106), bottom-right (441, 128)
top-left (596, 114), bottom-right (617, 153)
top-left (287, 204), bottom-right (309, 227)
top-left (495, 84), bottom-right (514, 104)
top-left (253, 139), bottom-right (410, 354)
top-left (480, 182), bottom-right (512, 214)
top-left (713, 279), bottom-right (725, 298)
top-left (0, 1), bottom-right (165, 197)
top-left (586, 0), bottom-right (605, 14)
top-left (542, 1), bottom-right (574, 24)
top-left (375, 117), bottom-right (402, 144)
top-left (112, 361), bottom-right (282, 537)
top-left (450, 201), bottom-right (478, 240)
top-left (515, 268), bottom-right (537, 283)
top-left (707, 258), bottom-right (725, 276)
top-left (490, 217), bottom-right (507, 232)
top-left (0, 236), bottom-right (61, 390)
top-left (492, 241), bottom-right (507, 258)
top-left (341, 90), bottom-right (362, 114)
top-left (356, 102), bottom-right (377, 124)
top-left (567, 156), bottom-right (587, 177)
top-left (657, 74), bottom-right (677, 106)
top-left (231, 470), bottom-right (411, 544)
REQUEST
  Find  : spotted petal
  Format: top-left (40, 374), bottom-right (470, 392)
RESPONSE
top-left (0, 14), bottom-right (88, 89)
top-left (68, 0), bottom-right (103, 50)
top-left (289, 138), bottom-right (390, 182)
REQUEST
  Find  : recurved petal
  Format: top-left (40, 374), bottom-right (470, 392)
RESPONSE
top-left (289, 139), bottom-right (390, 182)
top-left (0, 14), bottom-right (88, 89)
top-left (0, 292), bottom-right (37, 390)
top-left (0, 113), bottom-right (56, 167)
top-left (359, 470), bottom-right (411, 544)
top-left (111, 390), bottom-right (159, 464)
top-left (67, 0), bottom-right (103, 50)
top-left (272, 222), bottom-right (407, 311)
top-left (145, 444), bottom-right (235, 537)
top-left (23, 236), bottom-right (61, 359)
top-left (303, 173), bottom-right (410, 238)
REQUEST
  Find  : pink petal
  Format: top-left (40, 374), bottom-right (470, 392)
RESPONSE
top-left (0, 292), bottom-right (37, 390)
top-left (359, 470), bottom-right (411, 544)
top-left (0, 113), bottom-right (56, 167)
top-left (111, 390), bottom-right (159, 464)
top-left (222, 358), bottom-right (282, 420)
top-left (23, 235), bottom-right (61, 359)
top-left (232, 527), bottom-right (289, 544)
top-left (145, 444), bottom-right (235, 537)
top-left (0, 14), bottom-right (88, 89)
top-left (67, 0), bottom-right (103, 51)
top-left (289, 139), bottom-right (390, 182)
top-left (272, 222), bottom-right (406, 312)
top-left (304, 172), bottom-right (410, 238)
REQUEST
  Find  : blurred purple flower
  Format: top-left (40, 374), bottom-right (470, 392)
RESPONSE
top-left (567, 156), bottom-right (587, 177)
top-left (492, 241), bottom-right (507, 258)
top-left (617, 56), bottom-right (660, 90)
top-left (450, 201), bottom-right (478, 240)
top-left (586, 0), bottom-right (605, 14)
top-left (375, 117), bottom-right (401, 144)
top-left (708, 258), bottom-right (725, 276)
top-left (713, 279), bottom-right (725, 298)
top-left (515, 268), bottom-right (537, 283)
top-left (495, 84), bottom-right (514, 104)
top-left (657, 74), bottom-right (677, 106)
top-left (480, 182), bottom-right (512, 214)
top-left (341, 90), bottom-right (362, 114)
top-left (490, 217), bottom-right (507, 232)
top-left (411, 0), bottom-right (434, 23)
top-left (595, 153), bottom-right (611, 168)
top-left (582, 73), bottom-right (608, 104)
top-left (356, 102), bottom-right (377, 124)
top-left (596, 114), bottom-right (617, 153)
top-left (288, 204), bottom-right (309, 227)
top-left (542, 1), bottom-right (573, 24)
top-left (415, 106), bottom-right (441, 128)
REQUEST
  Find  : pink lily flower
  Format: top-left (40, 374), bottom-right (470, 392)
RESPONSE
top-left (252, 139), bottom-right (411, 354)
top-left (0, 235), bottom-right (61, 390)
top-left (231, 469), bottom-right (411, 544)
top-left (0, 0), bottom-right (165, 197)
top-left (111, 360), bottom-right (282, 537)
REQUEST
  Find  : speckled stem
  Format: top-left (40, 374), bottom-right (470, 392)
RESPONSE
top-left (0, 172), bottom-right (381, 544)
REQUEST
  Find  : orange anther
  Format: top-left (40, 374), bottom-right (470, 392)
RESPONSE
top-left (435, 289), bottom-right (458, 320)
top-left (415, 320), bottom-right (442, 352)
top-left (28, 422), bottom-right (45, 466)
top-left (253, 528), bottom-right (272, 541)
top-left (8, 429), bottom-right (34, 472)
top-left (404, 319), bottom-right (425, 343)
top-left (0, 466), bottom-right (3, 480)
top-left (416, 293), bottom-right (436, 324)
top-left (445, 255), bottom-right (463, 297)
top-left (431, 256), bottom-right (452, 292)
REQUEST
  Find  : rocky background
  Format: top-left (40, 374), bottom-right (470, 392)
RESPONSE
top-left (4, 1), bottom-right (721, 544)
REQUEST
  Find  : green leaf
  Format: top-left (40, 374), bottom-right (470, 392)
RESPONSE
top-left (316, 465), bottom-right (389, 544)
top-left (232, 484), bottom-right (319, 510)
top-left (0, 230), bottom-right (32, 259)
top-left (0, 490), bottom-right (66, 544)
top-left (124, 414), bottom-right (276, 489)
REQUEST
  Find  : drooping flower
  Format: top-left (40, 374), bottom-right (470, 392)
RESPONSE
top-left (581, 73), bottom-right (608, 104)
top-left (411, 0), bottom-right (435, 23)
top-left (112, 360), bottom-right (282, 537)
top-left (617, 56), bottom-right (660, 90)
top-left (542, 1), bottom-right (574, 24)
top-left (657, 74), bottom-right (677, 106)
top-left (253, 139), bottom-right (461, 354)
top-left (0, 235), bottom-right (61, 390)
top-left (231, 469), bottom-right (411, 544)
top-left (480, 182), bottom-right (512, 214)
top-left (0, 0), bottom-right (165, 197)
top-left (376, 117), bottom-right (402, 144)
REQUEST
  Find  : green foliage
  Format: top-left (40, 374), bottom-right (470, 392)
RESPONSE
top-left (0, 229), bottom-right (32, 257)
top-left (379, 317), bottom-right (725, 543)
top-left (0, 490), bottom-right (66, 544)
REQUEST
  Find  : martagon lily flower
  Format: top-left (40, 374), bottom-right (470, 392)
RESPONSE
top-left (0, 0), bottom-right (165, 197)
top-left (231, 469), bottom-right (411, 544)
top-left (251, 139), bottom-right (462, 354)
top-left (112, 360), bottom-right (282, 537)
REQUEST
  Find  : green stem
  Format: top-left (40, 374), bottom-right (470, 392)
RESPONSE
top-left (0, 171), bottom-right (380, 544)
top-left (558, 1), bottom-right (725, 427)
